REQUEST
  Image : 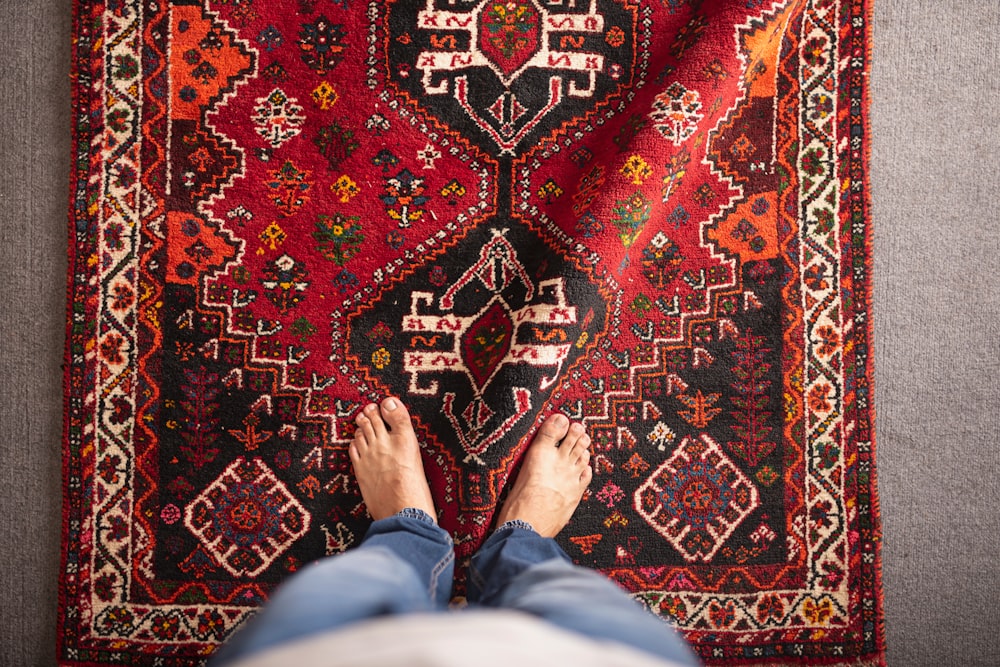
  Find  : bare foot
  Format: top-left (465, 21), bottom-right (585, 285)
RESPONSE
top-left (494, 413), bottom-right (592, 538)
top-left (349, 397), bottom-right (437, 522)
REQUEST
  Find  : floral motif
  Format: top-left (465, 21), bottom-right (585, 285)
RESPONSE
top-left (178, 367), bottom-right (221, 468)
top-left (808, 382), bottom-right (834, 413)
top-left (372, 148), bottom-right (399, 173)
top-left (728, 333), bottom-right (776, 467)
top-left (572, 165), bottom-right (605, 216)
top-left (620, 154), bottom-right (652, 184)
top-left (330, 175), bottom-right (359, 203)
top-left (639, 232), bottom-right (684, 289)
top-left (382, 169), bottom-right (429, 228)
top-left (440, 179), bottom-right (466, 205)
top-left (802, 597), bottom-right (834, 625)
top-left (575, 212), bottom-right (603, 238)
top-left (290, 317), bottom-right (317, 341)
top-left (265, 160), bottom-right (312, 216)
top-left (298, 16), bottom-right (346, 74)
top-left (366, 113), bottom-right (391, 135)
top-left (605, 25), bottom-right (626, 47)
top-left (314, 121), bottom-right (358, 171)
top-left (313, 212), bottom-right (364, 265)
top-left (650, 82), bottom-right (703, 145)
top-left (256, 25), bottom-right (283, 52)
top-left (311, 81), bottom-right (339, 109)
top-left (611, 190), bottom-right (651, 248)
top-left (596, 480), bottom-right (625, 507)
top-left (661, 148), bottom-right (690, 201)
top-left (372, 348), bottom-right (391, 370)
top-left (815, 324), bottom-right (841, 357)
top-left (647, 421), bottom-right (676, 451)
top-left (480, 1), bottom-right (540, 72)
top-left (708, 600), bottom-right (736, 629)
top-left (260, 254), bottom-right (309, 312)
top-left (250, 88), bottom-right (306, 148)
top-left (803, 36), bottom-right (828, 68)
top-left (536, 178), bottom-right (563, 203)
top-left (659, 596), bottom-right (688, 622)
top-left (259, 221), bottom-right (287, 251)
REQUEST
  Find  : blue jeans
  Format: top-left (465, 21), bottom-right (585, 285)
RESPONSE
top-left (211, 509), bottom-right (698, 666)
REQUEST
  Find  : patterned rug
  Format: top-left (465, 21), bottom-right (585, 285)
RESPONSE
top-left (60, 0), bottom-right (884, 664)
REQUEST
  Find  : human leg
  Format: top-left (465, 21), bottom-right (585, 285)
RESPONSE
top-left (469, 524), bottom-right (698, 665)
top-left (211, 510), bottom-right (454, 665)
top-left (212, 398), bottom-right (452, 664)
top-left (468, 412), bottom-right (592, 600)
top-left (468, 415), bottom-right (699, 666)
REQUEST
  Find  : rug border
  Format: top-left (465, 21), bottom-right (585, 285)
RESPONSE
top-left (58, 0), bottom-right (96, 664)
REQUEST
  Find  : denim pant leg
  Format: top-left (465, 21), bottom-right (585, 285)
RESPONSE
top-left (211, 509), bottom-right (454, 665)
top-left (468, 522), bottom-right (700, 666)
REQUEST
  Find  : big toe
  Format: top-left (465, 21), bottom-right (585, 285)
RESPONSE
top-left (535, 413), bottom-right (570, 446)
top-left (379, 397), bottom-right (413, 435)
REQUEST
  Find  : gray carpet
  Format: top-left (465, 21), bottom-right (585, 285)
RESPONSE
top-left (1, 1), bottom-right (997, 665)
top-left (0, 0), bottom-right (72, 665)
top-left (870, 2), bottom-right (1000, 664)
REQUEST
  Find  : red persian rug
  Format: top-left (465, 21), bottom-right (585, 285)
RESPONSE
top-left (59, 0), bottom-right (884, 664)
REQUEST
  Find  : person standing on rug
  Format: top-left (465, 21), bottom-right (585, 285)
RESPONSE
top-left (210, 397), bottom-right (700, 667)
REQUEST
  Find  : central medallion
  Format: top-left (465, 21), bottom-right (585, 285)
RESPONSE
top-left (383, 0), bottom-right (637, 155)
top-left (347, 223), bottom-right (608, 509)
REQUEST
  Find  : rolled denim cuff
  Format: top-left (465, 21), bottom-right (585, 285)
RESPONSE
top-left (495, 519), bottom-right (536, 534)
top-left (395, 507), bottom-right (437, 525)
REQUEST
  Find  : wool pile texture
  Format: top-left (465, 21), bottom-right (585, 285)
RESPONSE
top-left (59, 0), bottom-right (885, 664)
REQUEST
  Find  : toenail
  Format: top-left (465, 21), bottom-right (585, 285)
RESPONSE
top-left (553, 413), bottom-right (567, 426)
top-left (570, 423), bottom-right (584, 433)
top-left (384, 397), bottom-right (398, 410)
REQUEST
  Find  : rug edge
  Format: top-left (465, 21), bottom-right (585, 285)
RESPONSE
top-left (57, 0), bottom-right (96, 664)
top-left (858, 0), bottom-right (887, 662)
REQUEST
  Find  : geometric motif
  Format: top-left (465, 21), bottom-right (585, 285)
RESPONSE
top-left (635, 433), bottom-right (759, 562)
top-left (184, 457), bottom-right (311, 578)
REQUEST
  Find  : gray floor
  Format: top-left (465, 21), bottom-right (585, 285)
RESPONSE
top-left (1, 0), bottom-right (998, 665)
top-left (871, 2), bottom-right (1000, 664)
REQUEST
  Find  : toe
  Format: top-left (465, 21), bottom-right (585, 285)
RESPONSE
top-left (580, 464), bottom-right (593, 486)
top-left (574, 438), bottom-right (592, 466)
top-left (561, 422), bottom-right (587, 458)
top-left (379, 397), bottom-right (413, 435)
top-left (354, 413), bottom-right (376, 449)
top-left (536, 413), bottom-right (570, 447)
top-left (364, 403), bottom-right (388, 439)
